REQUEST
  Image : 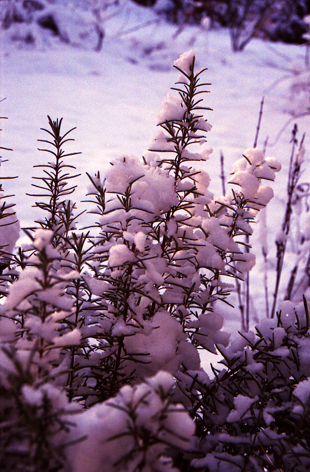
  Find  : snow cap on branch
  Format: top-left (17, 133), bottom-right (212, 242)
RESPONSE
top-left (174, 49), bottom-right (196, 75)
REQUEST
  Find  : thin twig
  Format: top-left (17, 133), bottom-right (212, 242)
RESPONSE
top-left (257, 436), bottom-right (283, 472)
top-left (253, 97), bottom-right (265, 148)
top-left (269, 111), bottom-right (310, 147)
top-left (236, 278), bottom-right (246, 331)
top-left (271, 128), bottom-right (305, 317)
top-left (220, 151), bottom-right (226, 196)
top-left (244, 98), bottom-right (265, 330)
top-left (119, 19), bottom-right (160, 37)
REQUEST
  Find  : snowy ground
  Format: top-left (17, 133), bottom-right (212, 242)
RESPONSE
top-left (1, 1), bottom-right (310, 342)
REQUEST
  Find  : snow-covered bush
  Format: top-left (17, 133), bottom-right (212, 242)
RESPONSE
top-left (190, 299), bottom-right (310, 472)
top-left (1, 50), bottom-right (310, 471)
top-left (155, 0), bottom-right (310, 51)
top-left (0, 0), bottom-right (122, 49)
top-left (0, 114), bottom-right (20, 298)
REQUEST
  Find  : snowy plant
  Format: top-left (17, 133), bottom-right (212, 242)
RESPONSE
top-left (85, 0), bottom-right (125, 51)
top-left (0, 0), bottom-right (122, 49)
top-left (287, 65), bottom-right (310, 117)
top-left (67, 370), bottom-right (195, 472)
top-left (0, 114), bottom-right (20, 298)
top-left (0, 228), bottom-right (81, 472)
top-left (2, 50), bottom-right (310, 472)
top-left (80, 49), bottom-right (280, 408)
top-left (190, 300), bottom-right (310, 472)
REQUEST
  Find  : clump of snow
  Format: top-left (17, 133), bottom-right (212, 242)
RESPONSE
top-left (150, 129), bottom-right (176, 152)
top-left (52, 328), bottom-right (81, 347)
top-left (108, 243), bottom-right (136, 267)
top-left (190, 312), bottom-right (230, 354)
top-left (67, 371), bottom-right (195, 472)
top-left (294, 377), bottom-right (310, 406)
top-left (4, 267), bottom-right (42, 311)
top-left (0, 198), bottom-right (20, 255)
top-left (229, 149), bottom-right (281, 204)
top-left (174, 49), bottom-right (196, 75)
top-left (227, 394), bottom-right (258, 422)
top-left (134, 231), bottom-right (147, 252)
top-left (157, 92), bottom-right (184, 123)
top-left (123, 311), bottom-right (191, 377)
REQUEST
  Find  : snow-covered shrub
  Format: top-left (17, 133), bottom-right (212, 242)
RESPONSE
top-left (265, 0), bottom-right (309, 45)
top-left (79, 49), bottom-right (281, 404)
top-left (67, 370), bottom-right (195, 472)
top-left (190, 299), bottom-right (310, 472)
top-left (0, 114), bottom-right (20, 298)
top-left (288, 66), bottom-right (310, 116)
top-left (0, 0), bottom-right (122, 49)
top-left (217, 0), bottom-right (309, 51)
top-left (1, 49), bottom-right (310, 472)
top-left (155, 0), bottom-right (310, 51)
